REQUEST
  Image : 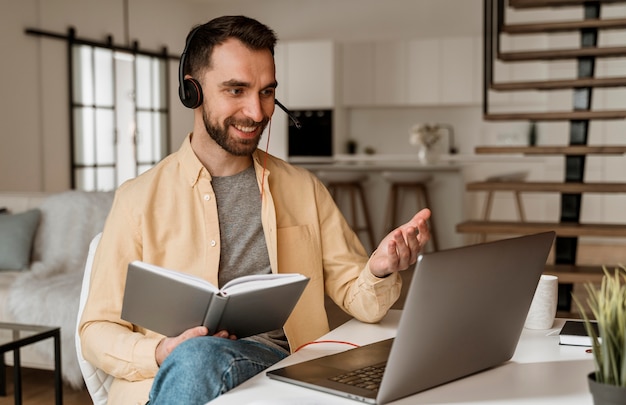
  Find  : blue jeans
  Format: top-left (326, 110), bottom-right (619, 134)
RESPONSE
top-left (147, 336), bottom-right (288, 404)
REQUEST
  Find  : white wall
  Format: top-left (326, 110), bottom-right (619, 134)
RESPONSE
top-left (0, 0), bottom-right (485, 192)
top-left (202, 0), bottom-right (483, 41)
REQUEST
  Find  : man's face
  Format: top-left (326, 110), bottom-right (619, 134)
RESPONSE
top-left (199, 38), bottom-right (277, 156)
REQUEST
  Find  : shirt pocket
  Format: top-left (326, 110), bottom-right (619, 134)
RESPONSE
top-left (276, 224), bottom-right (322, 281)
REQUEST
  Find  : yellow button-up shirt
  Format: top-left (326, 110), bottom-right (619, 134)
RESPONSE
top-left (79, 134), bottom-right (401, 404)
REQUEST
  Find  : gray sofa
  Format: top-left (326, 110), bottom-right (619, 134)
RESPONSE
top-left (0, 190), bottom-right (113, 388)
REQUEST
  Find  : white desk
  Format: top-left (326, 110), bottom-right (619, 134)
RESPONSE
top-left (209, 310), bottom-right (594, 404)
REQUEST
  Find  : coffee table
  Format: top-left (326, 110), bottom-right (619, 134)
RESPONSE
top-left (0, 322), bottom-right (62, 405)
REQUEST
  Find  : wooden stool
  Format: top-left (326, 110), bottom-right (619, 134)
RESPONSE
top-left (382, 171), bottom-right (438, 252)
top-left (479, 171), bottom-right (528, 243)
top-left (316, 171), bottom-right (376, 252)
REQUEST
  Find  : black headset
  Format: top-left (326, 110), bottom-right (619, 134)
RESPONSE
top-left (178, 26), bottom-right (203, 109)
top-left (177, 26), bottom-right (302, 129)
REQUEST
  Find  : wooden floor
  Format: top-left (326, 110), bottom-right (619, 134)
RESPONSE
top-left (0, 367), bottom-right (90, 405)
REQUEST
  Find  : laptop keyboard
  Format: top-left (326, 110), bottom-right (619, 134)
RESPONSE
top-left (329, 363), bottom-right (386, 392)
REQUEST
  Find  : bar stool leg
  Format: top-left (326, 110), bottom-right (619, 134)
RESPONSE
top-left (349, 185), bottom-right (358, 232)
top-left (514, 191), bottom-right (526, 222)
top-left (355, 183), bottom-right (376, 250)
top-left (384, 184), bottom-right (399, 234)
top-left (325, 181), bottom-right (376, 253)
top-left (480, 191), bottom-right (494, 243)
top-left (417, 184), bottom-right (438, 252)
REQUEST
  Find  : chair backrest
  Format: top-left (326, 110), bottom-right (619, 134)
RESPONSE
top-left (75, 232), bottom-right (114, 404)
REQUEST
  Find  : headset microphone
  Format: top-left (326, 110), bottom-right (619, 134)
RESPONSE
top-left (275, 99), bottom-right (302, 129)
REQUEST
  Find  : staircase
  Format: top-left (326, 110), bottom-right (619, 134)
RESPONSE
top-left (458, 0), bottom-right (626, 311)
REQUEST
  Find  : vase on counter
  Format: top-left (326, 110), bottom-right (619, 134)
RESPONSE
top-left (409, 123), bottom-right (447, 164)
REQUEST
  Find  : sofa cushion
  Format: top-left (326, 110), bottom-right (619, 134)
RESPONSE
top-left (0, 208), bottom-right (41, 270)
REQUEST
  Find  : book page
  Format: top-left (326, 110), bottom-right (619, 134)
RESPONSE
top-left (221, 273), bottom-right (308, 296)
top-left (131, 261), bottom-right (219, 293)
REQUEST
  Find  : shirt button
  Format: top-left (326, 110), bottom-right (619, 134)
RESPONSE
top-left (210, 240), bottom-right (217, 247)
top-left (203, 194), bottom-right (211, 201)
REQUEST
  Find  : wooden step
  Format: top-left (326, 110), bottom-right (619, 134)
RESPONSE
top-left (502, 18), bottom-right (626, 34)
top-left (499, 46), bottom-right (626, 62)
top-left (475, 145), bottom-right (626, 155)
top-left (491, 76), bottom-right (626, 91)
top-left (544, 264), bottom-right (606, 284)
top-left (484, 110), bottom-right (626, 121)
top-left (467, 181), bottom-right (626, 193)
top-left (456, 220), bottom-right (626, 237)
top-left (509, 0), bottom-right (626, 8)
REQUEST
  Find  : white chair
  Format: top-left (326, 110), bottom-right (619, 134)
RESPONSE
top-left (75, 232), bottom-right (114, 404)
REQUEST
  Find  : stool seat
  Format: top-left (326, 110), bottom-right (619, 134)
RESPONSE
top-left (382, 171), bottom-right (432, 184)
top-left (315, 171), bottom-right (375, 252)
top-left (316, 171), bottom-right (368, 183)
top-left (382, 171), bottom-right (437, 252)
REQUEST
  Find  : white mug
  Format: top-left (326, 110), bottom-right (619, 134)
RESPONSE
top-left (524, 274), bottom-right (558, 330)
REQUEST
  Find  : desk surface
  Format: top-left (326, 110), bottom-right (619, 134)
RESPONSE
top-left (209, 310), bottom-right (594, 405)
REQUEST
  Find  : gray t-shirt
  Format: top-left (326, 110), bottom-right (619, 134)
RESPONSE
top-left (211, 165), bottom-right (289, 354)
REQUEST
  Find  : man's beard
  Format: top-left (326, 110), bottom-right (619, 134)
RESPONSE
top-left (202, 110), bottom-right (269, 156)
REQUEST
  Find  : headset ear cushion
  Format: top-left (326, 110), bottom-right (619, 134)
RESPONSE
top-left (181, 78), bottom-right (203, 109)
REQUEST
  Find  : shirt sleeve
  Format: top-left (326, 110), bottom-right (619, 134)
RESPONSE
top-left (314, 178), bottom-right (402, 324)
top-left (78, 189), bottom-right (163, 381)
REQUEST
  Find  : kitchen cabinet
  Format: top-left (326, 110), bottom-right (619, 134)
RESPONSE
top-left (342, 40), bottom-right (410, 105)
top-left (407, 38), bottom-right (440, 104)
top-left (341, 36), bottom-right (482, 107)
top-left (275, 40), bottom-right (335, 109)
top-left (269, 40), bottom-right (339, 160)
top-left (440, 37), bottom-right (481, 104)
top-left (374, 41), bottom-right (408, 105)
top-left (341, 41), bottom-right (375, 106)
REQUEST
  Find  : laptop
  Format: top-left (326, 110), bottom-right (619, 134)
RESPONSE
top-left (267, 231), bottom-right (555, 404)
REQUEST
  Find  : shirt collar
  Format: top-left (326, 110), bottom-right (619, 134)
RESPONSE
top-left (177, 133), bottom-right (269, 188)
top-left (178, 133), bottom-right (206, 187)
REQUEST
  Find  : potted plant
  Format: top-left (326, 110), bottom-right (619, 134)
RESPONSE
top-left (573, 266), bottom-right (626, 405)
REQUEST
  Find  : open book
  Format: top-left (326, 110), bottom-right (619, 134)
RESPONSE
top-left (121, 261), bottom-right (309, 337)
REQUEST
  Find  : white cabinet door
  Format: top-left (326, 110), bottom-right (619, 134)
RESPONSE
top-left (374, 40), bottom-right (408, 105)
top-left (274, 43), bottom-right (289, 106)
top-left (285, 40), bottom-right (335, 109)
top-left (407, 38), bottom-right (441, 105)
top-left (342, 40), bottom-right (411, 106)
top-left (440, 37), bottom-right (480, 104)
top-left (343, 37), bottom-right (482, 107)
top-left (341, 42), bottom-right (375, 106)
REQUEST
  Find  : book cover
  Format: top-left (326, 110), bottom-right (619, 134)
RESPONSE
top-left (121, 261), bottom-right (309, 337)
top-left (558, 320), bottom-right (600, 347)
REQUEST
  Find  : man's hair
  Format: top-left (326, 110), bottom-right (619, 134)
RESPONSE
top-left (183, 15), bottom-right (278, 79)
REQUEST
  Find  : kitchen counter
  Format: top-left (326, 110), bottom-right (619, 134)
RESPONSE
top-left (294, 160), bottom-right (462, 173)
top-left (289, 152), bottom-right (541, 170)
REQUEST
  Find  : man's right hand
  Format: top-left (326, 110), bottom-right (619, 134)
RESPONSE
top-left (155, 326), bottom-right (236, 366)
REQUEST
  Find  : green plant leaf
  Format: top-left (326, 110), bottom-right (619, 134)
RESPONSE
top-left (573, 266), bottom-right (626, 387)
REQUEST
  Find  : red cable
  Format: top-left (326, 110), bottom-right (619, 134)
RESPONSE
top-left (260, 118), bottom-right (271, 201)
top-left (294, 340), bottom-right (360, 353)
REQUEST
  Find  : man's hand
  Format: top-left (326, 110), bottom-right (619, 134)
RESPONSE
top-left (369, 208), bottom-right (431, 278)
top-left (155, 326), bottom-right (236, 366)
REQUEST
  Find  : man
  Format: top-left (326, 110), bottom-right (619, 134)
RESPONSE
top-left (79, 15), bottom-right (431, 404)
